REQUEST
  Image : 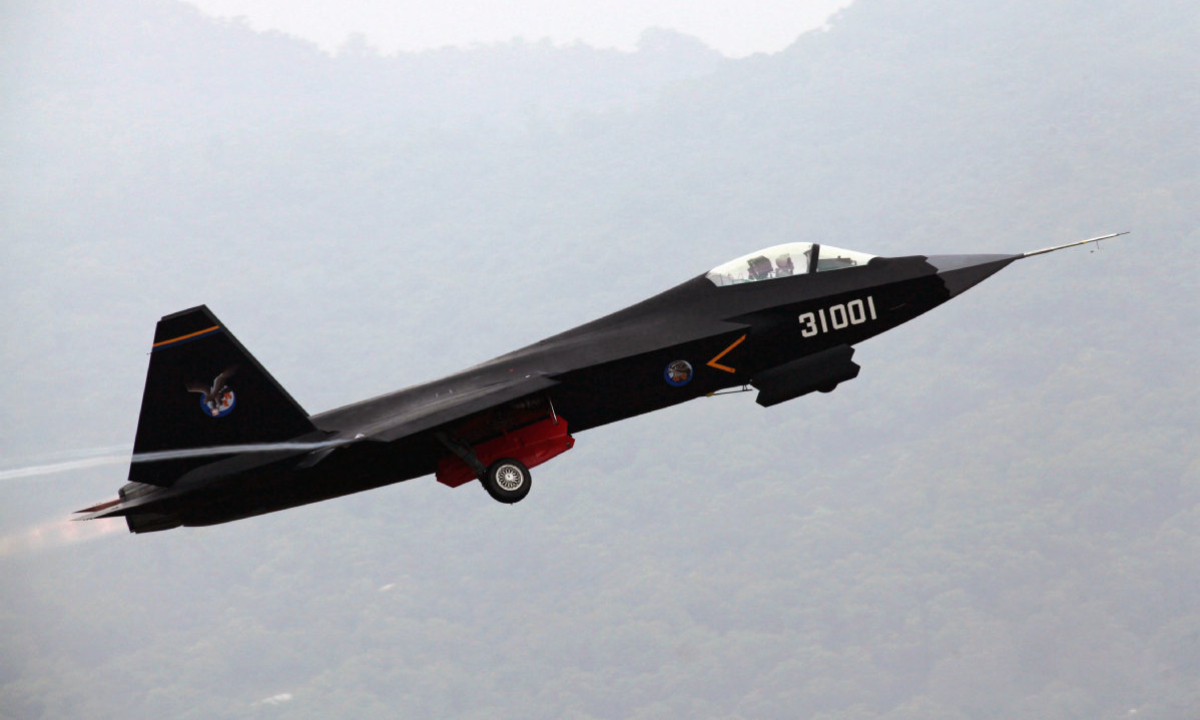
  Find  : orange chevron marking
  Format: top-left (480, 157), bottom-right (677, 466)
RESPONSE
top-left (706, 334), bottom-right (747, 373)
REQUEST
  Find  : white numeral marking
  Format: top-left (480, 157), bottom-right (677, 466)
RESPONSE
top-left (798, 296), bottom-right (877, 338)
top-left (799, 312), bottom-right (818, 337)
top-left (830, 304), bottom-right (848, 329)
top-left (847, 299), bottom-right (866, 324)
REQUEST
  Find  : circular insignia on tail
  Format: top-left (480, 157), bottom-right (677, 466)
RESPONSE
top-left (189, 366), bottom-right (239, 418)
top-left (202, 390), bottom-right (236, 417)
top-left (664, 360), bottom-right (694, 387)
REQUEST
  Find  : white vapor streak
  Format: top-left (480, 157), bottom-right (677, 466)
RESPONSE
top-left (0, 439), bottom-right (355, 481)
top-left (18, 445), bottom-right (135, 463)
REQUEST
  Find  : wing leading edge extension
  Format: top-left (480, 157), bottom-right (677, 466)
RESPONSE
top-left (312, 373), bottom-right (560, 443)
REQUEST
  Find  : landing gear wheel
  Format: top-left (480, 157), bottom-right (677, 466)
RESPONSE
top-left (483, 459), bottom-right (532, 504)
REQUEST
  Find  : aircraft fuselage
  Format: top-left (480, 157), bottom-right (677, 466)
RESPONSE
top-left (78, 235), bottom-right (1121, 533)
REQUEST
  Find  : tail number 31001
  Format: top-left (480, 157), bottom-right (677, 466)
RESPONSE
top-left (799, 296), bottom-right (877, 338)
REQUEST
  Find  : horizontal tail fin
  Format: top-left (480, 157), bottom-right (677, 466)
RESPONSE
top-left (129, 306), bottom-right (315, 486)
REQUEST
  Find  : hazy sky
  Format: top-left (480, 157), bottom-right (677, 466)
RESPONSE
top-left (184, 0), bottom-right (854, 57)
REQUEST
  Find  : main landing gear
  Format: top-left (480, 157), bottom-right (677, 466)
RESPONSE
top-left (435, 416), bottom-right (573, 505)
top-left (483, 459), bottom-right (532, 504)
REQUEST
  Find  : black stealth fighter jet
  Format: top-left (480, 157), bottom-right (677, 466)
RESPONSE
top-left (77, 233), bottom-right (1123, 532)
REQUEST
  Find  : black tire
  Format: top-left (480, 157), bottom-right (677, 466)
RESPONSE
top-left (482, 458), bottom-right (532, 504)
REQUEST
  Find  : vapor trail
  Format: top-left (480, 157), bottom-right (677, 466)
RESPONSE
top-left (17, 445), bottom-right (138, 463)
top-left (0, 439), bottom-right (356, 481)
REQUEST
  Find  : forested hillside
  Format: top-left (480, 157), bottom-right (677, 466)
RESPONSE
top-left (1, 0), bottom-right (1197, 718)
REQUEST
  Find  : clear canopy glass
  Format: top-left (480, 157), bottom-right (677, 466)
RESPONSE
top-left (705, 242), bottom-right (877, 286)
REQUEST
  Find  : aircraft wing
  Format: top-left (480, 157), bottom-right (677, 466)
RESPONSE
top-left (316, 373), bottom-right (561, 443)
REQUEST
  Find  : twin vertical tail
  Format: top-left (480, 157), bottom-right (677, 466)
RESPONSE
top-left (128, 305), bottom-right (316, 486)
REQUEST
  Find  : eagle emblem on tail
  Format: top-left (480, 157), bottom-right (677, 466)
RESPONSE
top-left (188, 366), bottom-right (238, 417)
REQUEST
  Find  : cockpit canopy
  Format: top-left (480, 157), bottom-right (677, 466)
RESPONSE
top-left (705, 242), bottom-right (877, 287)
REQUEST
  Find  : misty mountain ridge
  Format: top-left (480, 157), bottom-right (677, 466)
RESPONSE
top-left (4, 0), bottom-right (726, 140)
top-left (1, 0), bottom-right (1198, 718)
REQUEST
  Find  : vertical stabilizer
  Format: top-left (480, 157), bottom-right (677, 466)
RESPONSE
top-left (129, 306), bottom-right (315, 486)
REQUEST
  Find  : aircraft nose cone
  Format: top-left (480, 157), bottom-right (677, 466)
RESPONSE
top-left (927, 254), bottom-right (1020, 298)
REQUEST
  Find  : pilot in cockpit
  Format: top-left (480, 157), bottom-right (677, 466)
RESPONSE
top-left (775, 254), bottom-right (795, 277)
top-left (706, 242), bottom-right (877, 287)
top-left (747, 255), bottom-right (774, 281)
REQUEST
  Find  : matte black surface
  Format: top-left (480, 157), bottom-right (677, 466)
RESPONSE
top-left (130, 306), bottom-right (316, 486)
top-left (752, 345), bottom-right (860, 407)
top-left (80, 251), bottom-right (1024, 531)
